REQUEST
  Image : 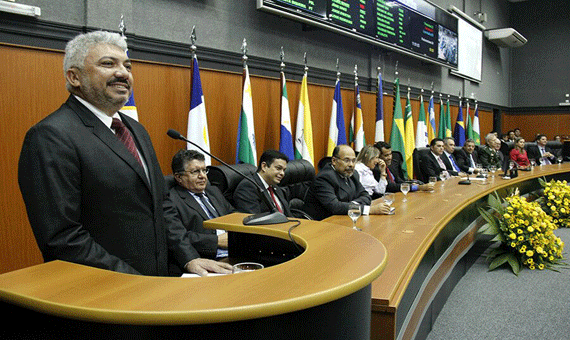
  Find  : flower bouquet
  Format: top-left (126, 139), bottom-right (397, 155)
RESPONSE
top-left (478, 190), bottom-right (565, 275)
top-left (539, 178), bottom-right (570, 228)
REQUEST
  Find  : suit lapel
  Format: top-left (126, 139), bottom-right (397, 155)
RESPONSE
top-left (177, 186), bottom-right (210, 221)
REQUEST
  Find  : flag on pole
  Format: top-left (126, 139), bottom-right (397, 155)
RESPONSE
top-left (404, 89), bottom-right (415, 178)
top-left (445, 97), bottom-right (452, 138)
top-left (353, 83), bottom-right (365, 152)
top-left (187, 56), bottom-right (211, 165)
top-left (389, 78), bottom-right (407, 175)
top-left (473, 102), bottom-right (481, 145)
top-left (327, 79), bottom-right (346, 156)
top-left (416, 93), bottom-right (429, 148)
top-left (453, 99), bottom-right (466, 146)
top-left (427, 93), bottom-right (436, 142)
top-left (465, 101), bottom-right (474, 141)
top-left (279, 71), bottom-right (294, 160)
top-left (375, 72), bottom-right (385, 142)
top-left (295, 71), bottom-right (314, 166)
top-left (438, 96), bottom-right (446, 139)
top-left (236, 64), bottom-right (257, 165)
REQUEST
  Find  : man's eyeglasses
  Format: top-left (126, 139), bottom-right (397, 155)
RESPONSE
top-left (178, 168), bottom-right (209, 176)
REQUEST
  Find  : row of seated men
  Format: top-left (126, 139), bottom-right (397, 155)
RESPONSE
top-left (167, 133), bottom-right (564, 272)
top-left (166, 142), bottom-right (437, 270)
top-left (413, 133), bottom-right (563, 183)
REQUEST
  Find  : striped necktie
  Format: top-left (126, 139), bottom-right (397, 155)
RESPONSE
top-left (111, 118), bottom-right (143, 168)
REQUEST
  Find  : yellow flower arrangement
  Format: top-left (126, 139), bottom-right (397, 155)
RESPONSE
top-left (479, 191), bottom-right (565, 275)
top-left (540, 178), bottom-right (570, 228)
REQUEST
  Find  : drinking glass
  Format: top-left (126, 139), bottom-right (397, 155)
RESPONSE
top-left (400, 183), bottom-right (410, 202)
top-left (383, 193), bottom-right (394, 206)
top-left (429, 176), bottom-right (437, 185)
top-left (232, 262), bottom-right (264, 274)
top-left (348, 203), bottom-right (362, 231)
top-left (489, 165), bottom-right (496, 177)
top-left (530, 159), bottom-right (536, 168)
top-left (558, 156), bottom-right (563, 164)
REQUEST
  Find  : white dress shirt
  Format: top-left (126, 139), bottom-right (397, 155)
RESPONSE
top-left (355, 162), bottom-right (387, 196)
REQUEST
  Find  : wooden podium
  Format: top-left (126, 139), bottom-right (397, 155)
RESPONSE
top-left (0, 214), bottom-right (386, 340)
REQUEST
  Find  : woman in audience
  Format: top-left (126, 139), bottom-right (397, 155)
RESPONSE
top-left (355, 145), bottom-right (387, 199)
top-left (509, 137), bottom-right (530, 168)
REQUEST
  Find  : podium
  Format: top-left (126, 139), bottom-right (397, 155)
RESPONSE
top-left (0, 214), bottom-right (386, 340)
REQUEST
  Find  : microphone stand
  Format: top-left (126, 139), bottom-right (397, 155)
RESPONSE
top-left (166, 129), bottom-right (289, 225)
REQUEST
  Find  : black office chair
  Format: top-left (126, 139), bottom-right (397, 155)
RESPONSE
top-left (413, 147), bottom-right (431, 183)
top-left (207, 163), bottom-right (257, 206)
top-left (279, 159), bottom-right (315, 220)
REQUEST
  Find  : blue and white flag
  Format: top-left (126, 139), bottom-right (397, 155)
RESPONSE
top-left (327, 79), bottom-right (346, 156)
top-left (279, 71), bottom-right (294, 160)
top-left (187, 56), bottom-right (211, 164)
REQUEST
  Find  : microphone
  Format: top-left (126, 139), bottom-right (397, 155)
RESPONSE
top-left (167, 129), bottom-right (289, 225)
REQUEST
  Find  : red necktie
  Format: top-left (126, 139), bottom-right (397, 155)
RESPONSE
top-left (111, 118), bottom-right (143, 168)
top-left (267, 186), bottom-right (283, 213)
top-left (386, 167), bottom-right (395, 182)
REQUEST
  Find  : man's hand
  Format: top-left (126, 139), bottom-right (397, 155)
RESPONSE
top-left (184, 258), bottom-right (233, 276)
top-left (370, 201), bottom-right (392, 215)
top-left (418, 183), bottom-right (434, 192)
top-left (217, 232), bottom-right (228, 249)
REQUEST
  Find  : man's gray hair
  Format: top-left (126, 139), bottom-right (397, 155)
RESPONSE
top-left (484, 133), bottom-right (496, 144)
top-left (63, 31), bottom-right (127, 90)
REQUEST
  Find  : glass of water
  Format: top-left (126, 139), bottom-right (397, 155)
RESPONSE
top-left (348, 203), bottom-right (362, 231)
top-left (400, 183), bottom-right (410, 202)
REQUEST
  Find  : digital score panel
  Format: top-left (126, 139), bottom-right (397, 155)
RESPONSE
top-left (274, 0), bottom-right (328, 17)
top-left (259, 0), bottom-right (458, 67)
top-left (329, 0), bottom-right (374, 35)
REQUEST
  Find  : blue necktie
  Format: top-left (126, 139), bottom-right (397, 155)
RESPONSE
top-left (449, 155), bottom-right (460, 172)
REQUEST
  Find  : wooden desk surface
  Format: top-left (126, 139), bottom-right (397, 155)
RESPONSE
top-left (0, 215), bottom-right (386, 325)
top-left (325, 163), bottom-right (570, 311)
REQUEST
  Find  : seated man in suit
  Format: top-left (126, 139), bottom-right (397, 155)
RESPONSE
top-left (420, 138), bottom-right (453, 181)
top-left (453, 138), bottom-right (480, 174)
top-left (479, 133), bottom-right (503, 169)
top-left (304, 145), bottom-right (391, 220)
top-left (527, 134), bottom-right (557, 165)
top-left (373, 141), bottom-right (433, 193)
top-left (441, 137), bottom-right (463, 176)
top-left (233, 150), bottom-right (292, 216)
top-left (163, 150), bottom-right (234, 270)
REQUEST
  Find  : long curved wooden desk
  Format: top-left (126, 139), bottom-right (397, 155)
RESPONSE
top-left (325, 163), bottom-right (570, 340)
top-left (0, 215), bottom-right (386, 339)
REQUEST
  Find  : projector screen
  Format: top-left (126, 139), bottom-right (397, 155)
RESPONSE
top-left (449, 6), bottom-right (484, 83)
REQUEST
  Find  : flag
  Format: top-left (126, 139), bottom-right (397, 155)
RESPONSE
top-left (465, 101), bottom-right (474, 141)
top-left (236, 65), bottom-right (257, 165)
top-left (473, 102), bottom-right (481, 145)
top-left (375, 72), bottom-right (385, 142)
top-left (453, 99), bottom-right (466, 146)
top-left (327, 79), bottom-right (347, 156)
top-left (445, 97), bottom-right (452, 138)
top-left (279, 71), bottom-right (294, 160)
top-left (404, 89), bottom-right (415, 178)
top-left (416, 93), bottom-right (428, 148)
top-left (295, 72), bottom-right (314, 166)
top-left (187, 56), bottom-right (211, 165)
top-left (389, 78), bottom-right (406, 174)
top-left (438, 97), bottom-right (446, 139)
top-left (352, 83), bottom-right (365, 152)
top-left (427, 93), bottom-right (436, 142)
top-left (120, 50), bottom-right (138, 121)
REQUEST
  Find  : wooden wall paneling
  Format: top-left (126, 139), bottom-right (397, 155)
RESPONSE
top-left (502, 112), bottom-right (570, 141)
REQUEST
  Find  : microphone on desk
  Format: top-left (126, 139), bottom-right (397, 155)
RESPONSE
top-left (166, 129), bottom-right (289, 225)
top-left (458, 169), bottom-right (472, 185)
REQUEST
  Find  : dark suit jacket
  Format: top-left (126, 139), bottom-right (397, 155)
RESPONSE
top-left (420, 152), bottom-right (455, 180)
top-left (304, 164), bottom-right (371, 220)
top-left (164, 184), bottom-right (235, 259)
top-left (233, 173), bottom-right (292, 216)
top-left (373, 153), bottom-right (407, 193)
top-left (18, 95), bottom-right (199, 276)
top-left (453, 148), bottom-right (479, 173)
top-left (441, 152), bottom-right (461, 175)
top-left (527, 144), bottom-right (557, 165)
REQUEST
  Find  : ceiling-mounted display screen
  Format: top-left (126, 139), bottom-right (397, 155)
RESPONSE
top-left (258, 0), bottom-right (458, 68)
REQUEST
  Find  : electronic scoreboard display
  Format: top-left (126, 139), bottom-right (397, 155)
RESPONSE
top-left (258, 0), bottom-right (458, 68)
